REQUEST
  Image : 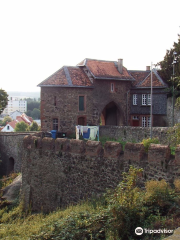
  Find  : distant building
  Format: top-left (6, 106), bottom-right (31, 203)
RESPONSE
top-left (1, 120), bottom-right (18, 132)
top-left (9, 110), bottom-right (23, 120)
top-left (1, 113), bottom-right (33, 132)
top-left (3, 97), bottom-right (27, 115)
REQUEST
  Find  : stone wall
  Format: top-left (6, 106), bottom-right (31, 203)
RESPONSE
top-left (0, 132), bottom-right (37, 175)
top-left (99, 126), bottom-right (170, 144)
top-left (40, 80), bottom-right (131, 133)
top-left (167, 97), bottom-right (180, 126)
top-left (22, 134), bottom-right (180, 213)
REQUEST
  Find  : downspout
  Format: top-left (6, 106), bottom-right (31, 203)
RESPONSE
top-left (126, 90), bottom-right (130, 126)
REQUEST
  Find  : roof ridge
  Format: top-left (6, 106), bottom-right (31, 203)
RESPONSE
top-left (64, 67), bottom-right (73, 86)
top-left (137, 72), bottom-right (151, 86)
top-left (37, 67), bottom-right (64, 87)
top-left (86, 58), bottom-right (118, 63)
top-left (153, 68), bottom-right (168, 87)
top-left (136, 69), bottom-right (167, 87)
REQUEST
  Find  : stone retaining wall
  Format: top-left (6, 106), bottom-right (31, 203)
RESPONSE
top-left (99, 126), bottom-right (169, 144)
top-left (22, 135), bottom-right (180, 213)
top-left (0, 132), bottom-right (37, 175)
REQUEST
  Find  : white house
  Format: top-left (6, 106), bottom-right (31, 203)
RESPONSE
top-left (1, 120), bottom-right (18, 132)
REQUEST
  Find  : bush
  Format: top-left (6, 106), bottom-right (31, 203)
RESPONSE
top-left (168, 123), bottom-right (180, 147)
top-left (141, 138), bottom-right (159, 152)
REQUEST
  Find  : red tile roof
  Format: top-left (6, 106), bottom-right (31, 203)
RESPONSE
top-left (16, 113), bottom-right (33, 125)
top-left (38, 66), bottom-right (93, 88)
top-left (80, 59), bottom-right (135, 80)
top-left (38, 68), bottom-right (68, 86)
top-left (37, 59), bottom-right (166, 88)
top-left (8, 120), bottom-right (18, 129)
top-left (129, 69), bottom-right (167, 88)
top-left (68, 67), bottom-right (92, 86)
top-left (129, 71), bottom-right (150, 86)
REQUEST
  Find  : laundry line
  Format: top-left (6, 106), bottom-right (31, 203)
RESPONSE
top-left (75, 125), bottom-right (99, 141)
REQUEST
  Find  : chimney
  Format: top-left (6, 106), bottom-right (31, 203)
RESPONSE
top-left (146, 66), bottom-right (150, 71)
top-left (118, 59), bottom-right (123, 74)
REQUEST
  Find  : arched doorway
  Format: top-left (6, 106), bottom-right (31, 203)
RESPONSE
top-left (101, 102), bottom-right (121, 126)
top-left (8, 157), bottom-right (15, 174)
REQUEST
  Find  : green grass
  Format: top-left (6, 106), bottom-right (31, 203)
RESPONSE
top-left (0, 167), bottom-right (180, 239)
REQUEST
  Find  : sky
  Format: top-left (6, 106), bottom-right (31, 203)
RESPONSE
top-left (0, 0), bottom-right (180, 92)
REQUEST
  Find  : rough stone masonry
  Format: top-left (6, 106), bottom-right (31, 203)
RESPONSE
top-left (22, 134), bottom-right (180, 213)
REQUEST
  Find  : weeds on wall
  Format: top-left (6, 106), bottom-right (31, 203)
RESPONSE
top-left (141, 138), bottom-right (159, 152)
top-left (168, 123), bottom-right (180, 147)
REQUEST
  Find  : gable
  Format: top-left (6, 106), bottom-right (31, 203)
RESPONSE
top-left (38, 66), bottom-right (93, 88)
top-left (129, 69), bottom-right (167, 88)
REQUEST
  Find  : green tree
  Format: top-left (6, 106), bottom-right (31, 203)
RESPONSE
top-left (14, 121), bottom-right (29, 132)
top-left (31, 108), bottom-right (40, 119)
top-left (2, 116), bottom-right (13, 126)
top-left (27, 102), bottom-right (40, 111)
top-left (0, 89), bottom-right (8, 114)
top-left (28, 121), bottom-right (39, 131)
top-left (157, 34), bottom-right (180, 89)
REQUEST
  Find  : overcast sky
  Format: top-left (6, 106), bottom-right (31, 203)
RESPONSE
top-left (0, 0), bottom-right (180, 92)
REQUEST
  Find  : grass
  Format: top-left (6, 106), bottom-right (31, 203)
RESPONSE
top-left (0, 167), bottom-right (180, 239)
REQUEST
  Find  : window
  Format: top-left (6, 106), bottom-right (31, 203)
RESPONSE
top-left (142, 116), bottom-right (151, 127)
top-left (142, 116), bottom-right (146, 127)
top-left (142, 94), bottom-right (146, 105)
top-left (133, 94), bottom-right (137, 105)
top-left (54, 96), bottom-right (57, 106)
top-left (147, 116), bottom-right (151, 127)
top-left (7, 126), bottom-right (10, 130)
top-left (111, 83), bottom-right (114, 92)
top-left (79, 96), bottom-right (85, 111)
top-left (53, 118), bottom-right (58, 130)
top-left (133, 116), bottom-right (139, 120)
top-left (148, 94), bottom-right (151, 105)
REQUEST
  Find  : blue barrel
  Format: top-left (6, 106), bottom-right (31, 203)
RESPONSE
top-left (51, 130), bottom-right (57, 139)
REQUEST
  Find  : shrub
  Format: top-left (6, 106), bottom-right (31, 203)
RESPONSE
top-left (141, 138), bottom-right (159, 152)
top-left (168, 123), bottom-right (180, 147)
top-left (145, 180), bottom-right (177, 216)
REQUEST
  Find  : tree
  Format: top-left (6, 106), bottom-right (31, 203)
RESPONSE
top-left (28, 121), bottom-right (40, 131)
top-left (0, 89), bottom-right (8, 114)
top-left (14, 121), bottom-right (29, 132)
top-left (157, 34), bottom-right (180, 89)
top-left (31, 108), bottom-right (40, 119)
top-left (2, 116), bottom-right (13, 126)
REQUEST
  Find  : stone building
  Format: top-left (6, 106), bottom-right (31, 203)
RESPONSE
top-left (38, 58), bottom-right (167, 133)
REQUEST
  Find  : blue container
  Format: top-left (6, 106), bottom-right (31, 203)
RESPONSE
top-left (51, 130), bottom-right (57, 139)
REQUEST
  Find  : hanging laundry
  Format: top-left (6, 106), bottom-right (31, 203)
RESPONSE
top-left (83, 128), bottom-right (90, 139)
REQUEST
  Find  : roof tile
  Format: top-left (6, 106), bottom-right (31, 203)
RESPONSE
top-left (68, 67), bottom-right (93, 86)
top-left (86, 59), bottom-right (134, 80)
top-left (38, 68), bottom-right (68, 86)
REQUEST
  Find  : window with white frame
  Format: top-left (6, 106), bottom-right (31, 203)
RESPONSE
top-left (148, 94), bottom-right (151, 105)
top-left (142, 116), bottom-right (146, 127)
top-left (147, 116), bottom-right (151, 127)
top-left (142, 116), bottom-right (151, 127)
top-left (142, 94), bottom-right (146, 105)
top-left (133, 94), bottom-right (137, 105)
